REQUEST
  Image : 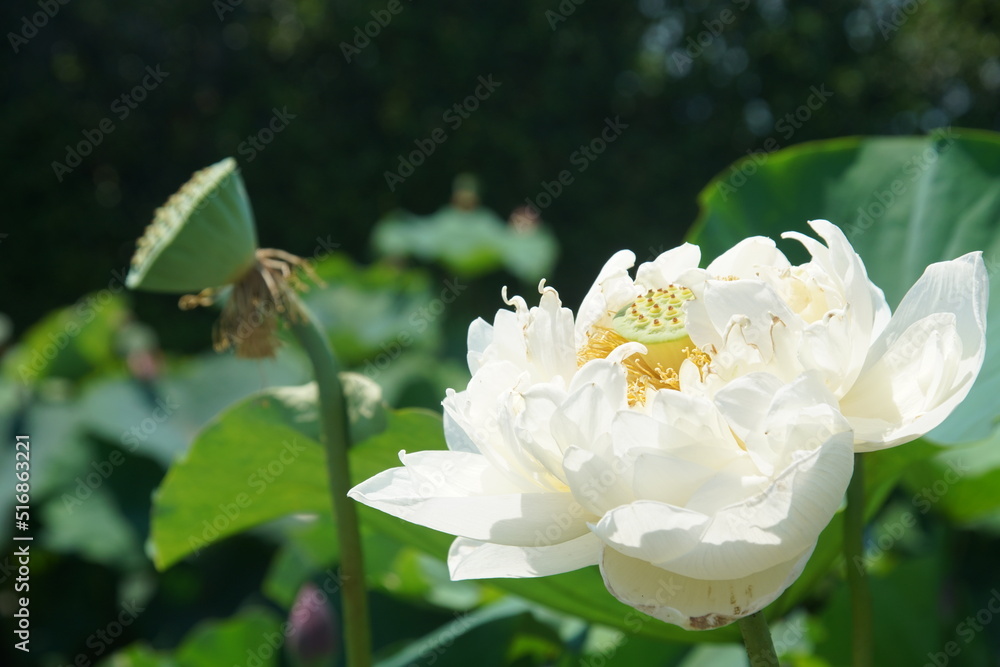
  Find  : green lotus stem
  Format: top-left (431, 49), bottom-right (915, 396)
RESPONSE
top-left (285, 294), bottom-right (371, 667)
top-left (738, 611), bottom-right (778, 666)
top-left (845, 453), bottom-right (873, 667)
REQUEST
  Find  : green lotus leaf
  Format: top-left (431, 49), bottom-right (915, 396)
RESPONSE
top-left (373, 205), bottom-right (558, 282)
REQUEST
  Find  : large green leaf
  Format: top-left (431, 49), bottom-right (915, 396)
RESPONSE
top-left (304, 253), bottom-right (441, 365)
top-left (148, 376), bottom-right (386, 568)
top-left (303, 253), bottom-right (471, 408)
top-left (372, 205), bottom-right (558, 282)
top-left (900, 428), bottom-right (1000, 526)
top-left (78, 349), bottom-right (310, 466)
top-left (687, 128), bottom-right (1000, 445)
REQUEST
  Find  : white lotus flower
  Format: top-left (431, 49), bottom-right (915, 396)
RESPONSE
top-left (348, 219), bottom-right (986, 630)
top-left (350, 283), bottom-right (855, 629)
top-left (577, 219), bottom-right (987, 451)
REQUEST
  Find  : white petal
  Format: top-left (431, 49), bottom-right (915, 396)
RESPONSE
top-left (630, 451), bottom-right (723, 508)
top-left (562, 446), bottom-right (635, 516)
top-left (591, 431), bottom-right (853, 580)
top-left (592, 500), bottom-right (708, 568)
top-left (466, 317), bottom-right (494, 373)
top-left (712, 372), bottom-right (786, 447)
top-left (611, 410), bottom-right (707, 457)
top-left (443, 362), bottom-right (554, 490)
top-left (688, 280), bottom-right (804, 380)
top-left (493, 392), bottom-right (563, 491)
top-left (843, 314), bottom-right (967, 450)
top-left (576, 250), bottom-right (637, 346)
top-left (483, 308), bottom-right (529, 368)
top-left (844, 252), bottom-right (988, 450)
top-left (553, 360), bottom-right (628, 448)
top-left (611, 396), bottom-right (742, 468)
top-left (705, 236), bottom-right (789, 278)
top-left (599, 544), bottom-right (813, 630)
top-left (708, 282), bottom-right (800, 360)
top-left (400, 450), bottom-right (516, 495)
top-left (682, 457), bottom-right (770, 515)
top-left (864, 252), bottom-right (986, 371)
top-left (524, 286), bottom-right (578, 383)
top-left (645, 383), bottom-right (734, 447)
top-left (635, 243), bottom-right (702, 289)
top-left (443, 407), bottom-right (478, 454)
top-left (516, 383), bottom-right (570, 482)
top-left (783, 220), bottom-right (890, 371)
top-left (449, 533), bottom-right (602, 580)
top-left (348, 451), bottom-right (591, 546)
top-left (798, 309), bottom-right (863, 396)
top-left (442, 365), bottom-right (523, 472)
top-left (720, 371), bottom-right (849, 470)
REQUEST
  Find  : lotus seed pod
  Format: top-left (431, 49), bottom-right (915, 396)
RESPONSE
top-left (611, 285), bottom-right (696, 374)
top-left (126, 157), bottom-right (259, 293)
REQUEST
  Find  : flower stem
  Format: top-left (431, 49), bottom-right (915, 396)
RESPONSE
top-left (738, 611), bottom-right (779, 666)
top-left (285, 295), bottom-right (371, 667)
top-left (845, 453), bottom-right (873, 667)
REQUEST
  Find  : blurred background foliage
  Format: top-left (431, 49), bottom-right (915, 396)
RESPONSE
top-left (6, 0), bottom-right (1000, 344)
top-left (3, 0), bottom-right (1000, 665)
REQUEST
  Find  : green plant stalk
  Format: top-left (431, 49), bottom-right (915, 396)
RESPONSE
top-left (286, 294), bottom-right (371, 667)
top-left (845, 453), bottom-right (873, 667)
top-left (738, 611), bottom-right (779, 666)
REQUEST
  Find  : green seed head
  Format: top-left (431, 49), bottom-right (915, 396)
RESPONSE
top-left (612, 286), bottom-right (695, 345)
top-left (126, 157), bottom-right (259, 293)
top-left (611, 285), bottom-right (697, 376)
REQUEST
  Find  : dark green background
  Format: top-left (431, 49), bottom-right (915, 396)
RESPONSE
top-left (4, 0), bottom-right (999, 342)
